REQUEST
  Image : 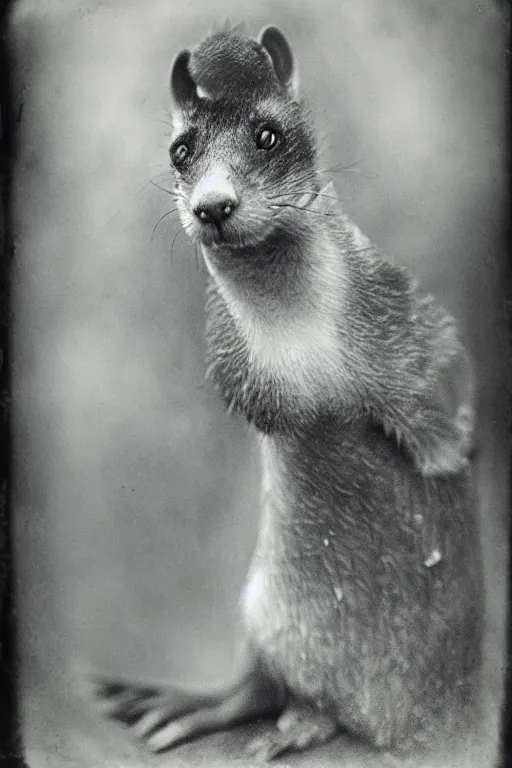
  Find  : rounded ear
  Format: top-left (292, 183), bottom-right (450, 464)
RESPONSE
top-left (257, 25), bottom-right (300, 98)
top-left (168, 49), bottom-right (196, 109)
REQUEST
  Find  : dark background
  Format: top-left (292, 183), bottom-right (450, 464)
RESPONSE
top-left (1, 1), bottom-right (510, 766)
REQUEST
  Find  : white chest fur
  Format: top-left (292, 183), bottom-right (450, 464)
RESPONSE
top-left (243, 311), bottom-right (342, 400)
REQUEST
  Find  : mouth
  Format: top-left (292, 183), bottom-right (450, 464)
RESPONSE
top-left (195, 220), bottom-right (234, 248)
top-left (193, 218), bottom-right (275, 250)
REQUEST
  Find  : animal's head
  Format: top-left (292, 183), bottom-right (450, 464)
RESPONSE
top-left (168, 25), bottom-right (318, 250)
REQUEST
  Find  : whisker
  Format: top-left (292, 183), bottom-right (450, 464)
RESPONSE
top-left (350, 245), bottom-right (374, 253)
top-left (268, 191), bottom-right (338, 201)
top-left (270, 203), bottom-right (334, 217)
top-left (170, 226), bottom-right (185, 264)
top-left (149, 170), bottom-right (175, 181)
top-left (152, 208), bottom-right (179, 241)
top-left (319, 158), bottom-right (365, 175)
top-left (148, 179), bottom-right (181, 197)
top-left (259, 168), bottom-right (317, 193)
top-left (145, 115), bottom-right (175, 128)
top-left (194, 243), bottom-right (204, 273)
top-left (129, 173), bottom-right (178, 201)
top-left (326, 168), bottom-right (372, 178)
top-left (267, 173), bottom-right (317, 193)
top-left (146, 170), bottom-right (176, 184)
top-left (138, 173), bottom-right (184, 200)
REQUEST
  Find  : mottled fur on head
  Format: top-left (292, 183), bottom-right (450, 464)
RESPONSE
top-left (189, 28), bottom-right (282, 102)
top-left (171, 24), bottom-right (300, 106)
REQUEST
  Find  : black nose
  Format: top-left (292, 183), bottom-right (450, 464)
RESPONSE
top-left (193, 196), bottom-right (238, 227)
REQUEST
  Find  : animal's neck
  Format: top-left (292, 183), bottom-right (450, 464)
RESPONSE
top-left (202, 212), bottom-right (350, 410)
top-left (202, 233), bottom-right (312, 327)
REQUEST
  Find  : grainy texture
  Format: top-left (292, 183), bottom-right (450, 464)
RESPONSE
top-left (8, 1), bottom-right (509, 767)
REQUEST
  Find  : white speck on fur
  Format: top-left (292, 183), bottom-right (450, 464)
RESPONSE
top-left (424, 549), bottom-right (442, 568)
top-left (244, 570), bottom-right (264, 610)
top-left (334, 586), bottom-right (343, 601)
top-left (196, 85), bottom-right (212, 99)
top-left (323, 538), bottom-right (329, 546)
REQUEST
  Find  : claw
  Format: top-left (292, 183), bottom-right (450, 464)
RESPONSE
top-left (146, 721), bottom-right (192, 753)
top-left (247, 733), bottom-right (290, 761)
top-left (133, 708), bottom-right (170, 739)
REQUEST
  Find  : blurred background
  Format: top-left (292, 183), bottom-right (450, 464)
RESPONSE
top-left (8, 0), bottom-right (508, 766)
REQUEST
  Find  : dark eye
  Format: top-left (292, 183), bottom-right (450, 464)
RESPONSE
top-left (170, 142), bottom-right (189, 166)
top-left (255, 126), bottom-right (280, 151)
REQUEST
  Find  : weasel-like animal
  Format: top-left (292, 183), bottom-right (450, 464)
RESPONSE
top-left (91, 25), bottom-right (483, 762)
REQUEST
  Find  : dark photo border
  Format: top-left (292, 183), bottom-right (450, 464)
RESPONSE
top-left (1, 0), bottom-right (26, 765)
top-left (0, 2), bottom-right (509, 767)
